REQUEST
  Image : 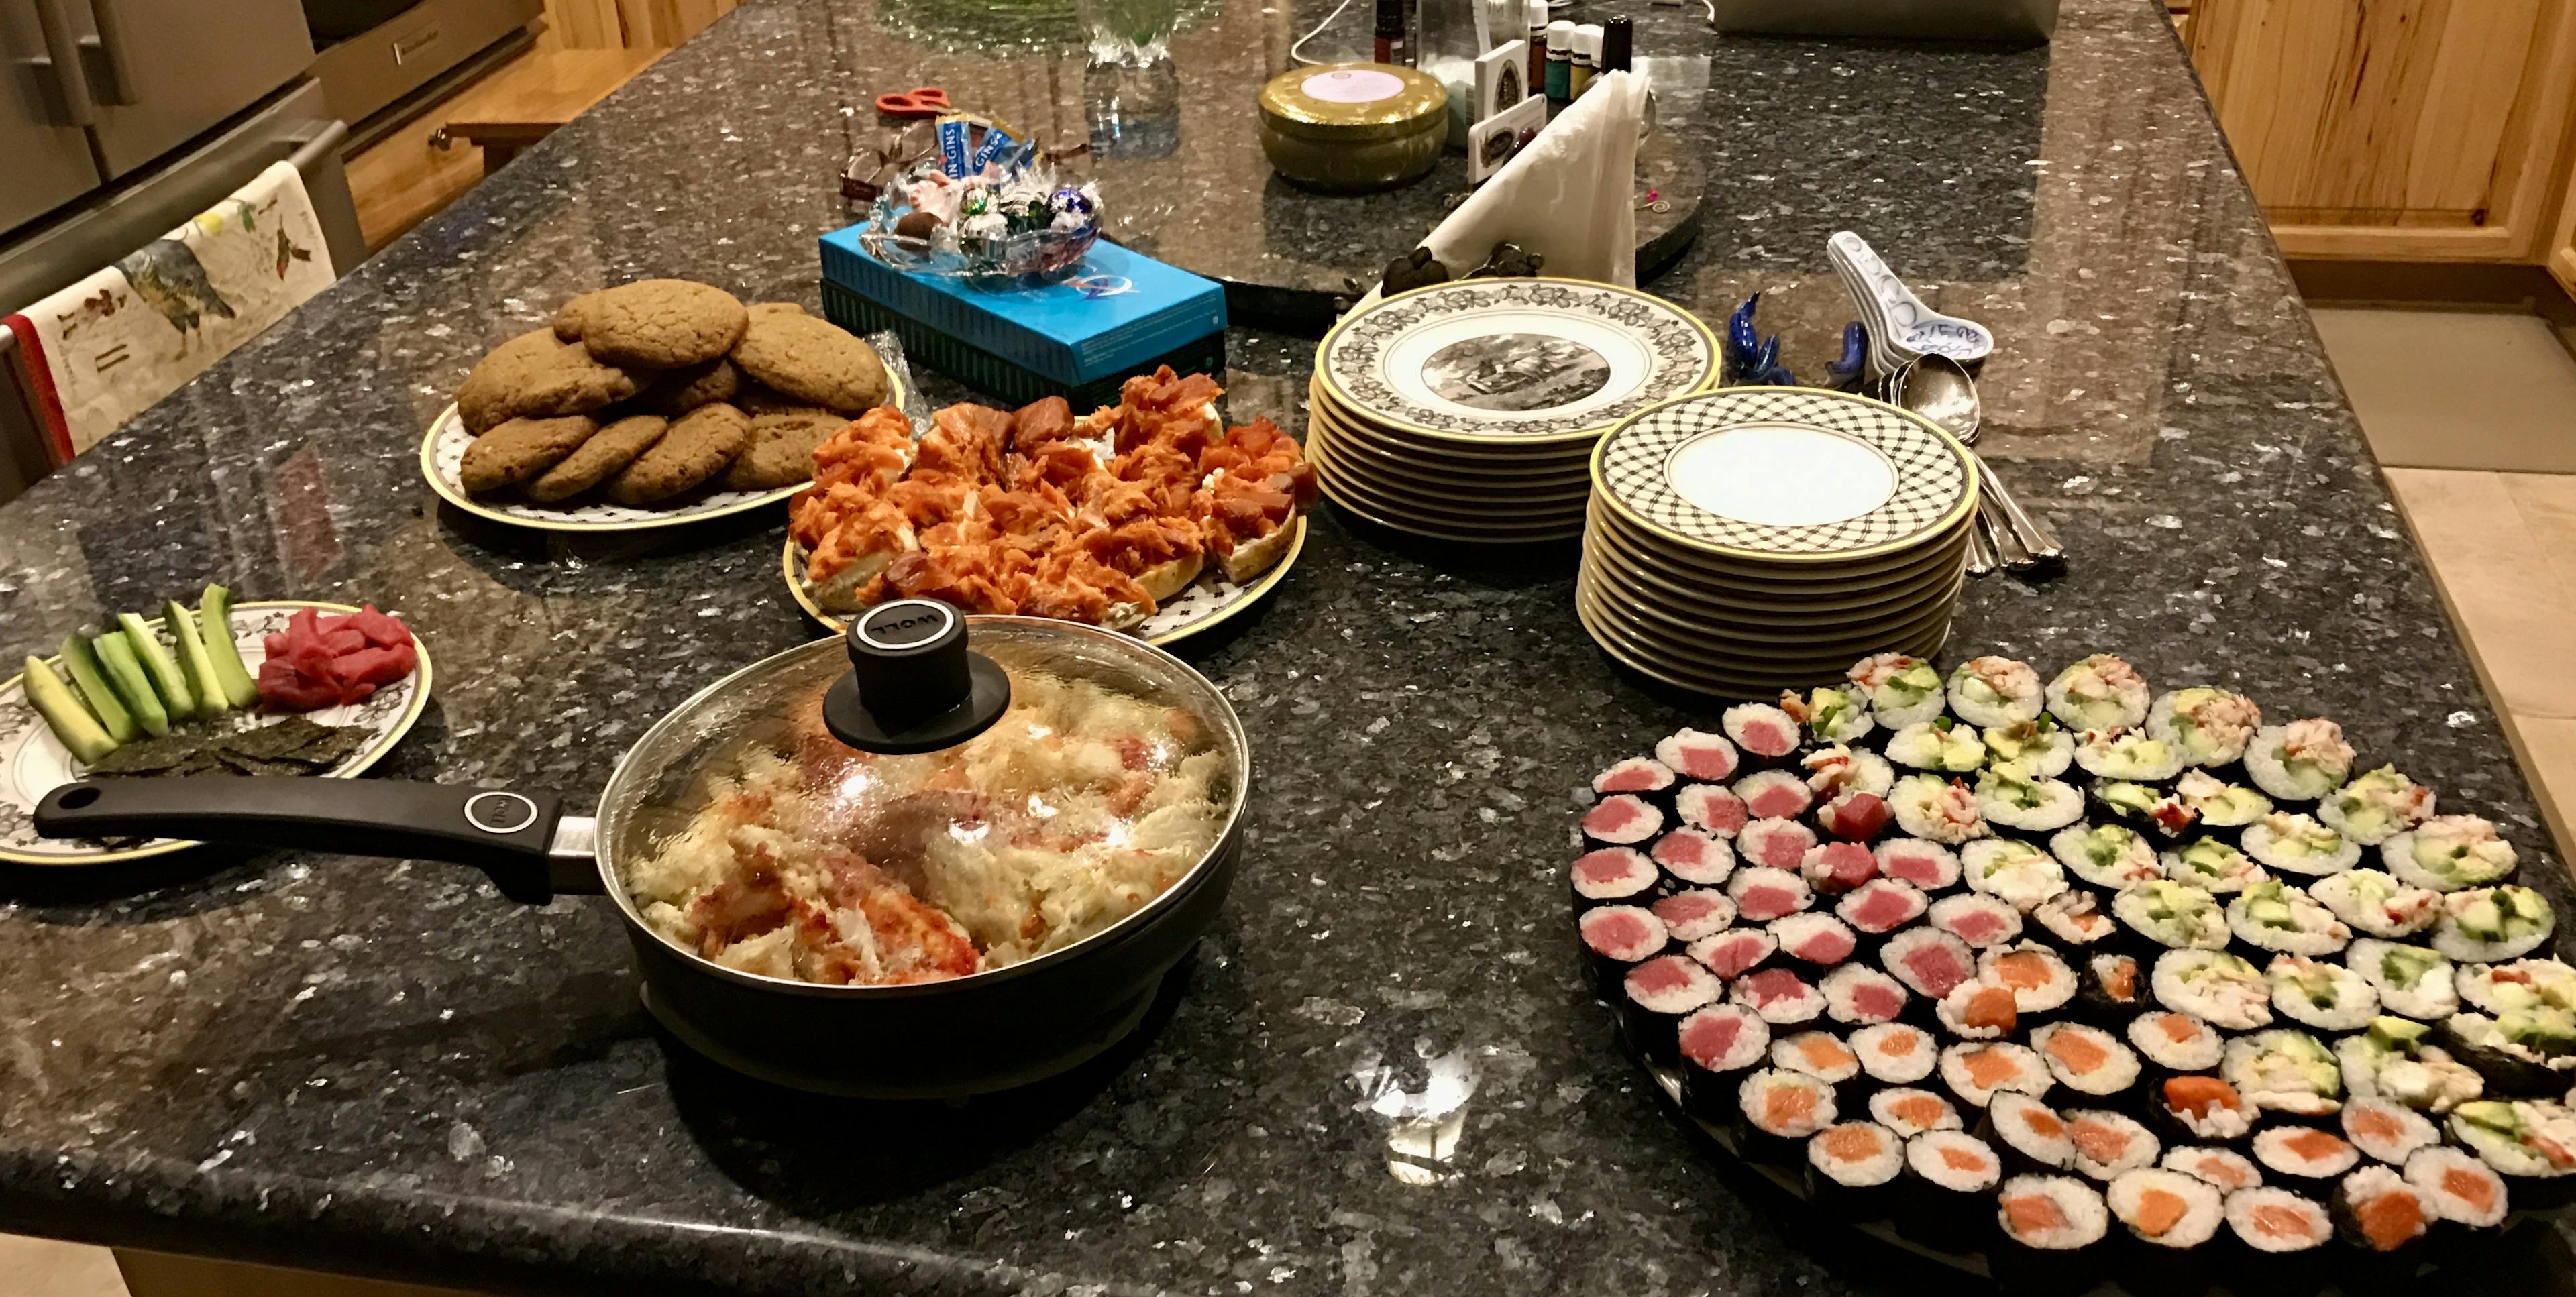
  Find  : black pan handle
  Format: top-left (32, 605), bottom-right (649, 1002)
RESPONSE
top-left (33, 777), bottom-right (604, 903)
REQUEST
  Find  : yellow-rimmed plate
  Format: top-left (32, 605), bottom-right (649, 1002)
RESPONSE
top-left (1309, 426), bottom-right (1594, 510)
top-left (1582, 534), bottom-right (1968, 632)
top-left (0, 600), bottom-right (433, 866)
top-left (1585, 496), bottom-right (1974, 594)
top-left (1311, 439), bottom-right (1587, 538)
top-left (1574, 583), bottom-right (1952, 698)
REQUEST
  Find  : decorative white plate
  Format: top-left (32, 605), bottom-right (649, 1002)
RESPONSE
top-left (0, 601), bottom-right (433, 866)
top-left (1593, 387), bottom-right (1975, 562)
top-left (1318, 279), bottom-right (1718, 443)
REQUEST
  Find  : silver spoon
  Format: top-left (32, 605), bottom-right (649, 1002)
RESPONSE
top-left (1892, 356), bottom-right (2058, 569)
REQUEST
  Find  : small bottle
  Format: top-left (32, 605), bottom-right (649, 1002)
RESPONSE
top-left (1375, 0), bottom-right (1410, 66)
top-left (1570, 23), bottom-right (1601, 97)
top-left (1544, 20), bottom-right (1575, 100)
top-left (1602, 15), bottom-right (1633, 74)
top-left (1525, 0), bottom-right (1549, 99)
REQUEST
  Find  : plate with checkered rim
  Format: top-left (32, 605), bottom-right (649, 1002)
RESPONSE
top-left (1317, 279), bottom-right (1718, 444)
top-left (1591, 386), bottom-right (1974, 563)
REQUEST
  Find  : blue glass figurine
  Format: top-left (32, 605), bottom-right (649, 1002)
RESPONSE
top-left (1724, 293), bottom-right (1798, 387)
top-left (1825, 322), bottom-right (1868, 393)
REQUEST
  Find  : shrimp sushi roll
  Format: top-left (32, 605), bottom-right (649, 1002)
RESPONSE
top-left (1690, 929), bottom-right (1778, 980)
top-left (2440, 1011), bottom-right (2576, 1097)
top-left (1592, 757), bottom-right (1676, 798)
top-left (1780, 685), bottom-right (1874, 746)
top-left (1674, 783), bottom-right (1748, 836)
top-left (1651, 828), bottom-right (1737, 887)
top-left (2106, 1166), bottom-right (2225, 1251)
top-left (1929, 893), bottom-right (2025, 950)
top-left (2312, 868), bottom-right (2439, 939)
top-left (1737, 1067), bottom-right (1837, 1164)
top-left (1885, 719), bottom-right (1986, 773)
top-left (1848, 652), bottom-right (1946, 728)
top-left (1727, 866), bottom-right (1811, 923)
top-left (2054, 822), bottom-right (2163, 891)
top-left (2430, 885), bottom-right (2557, 962)
top-left (2225, 1186), bottom-right (2333, 1255)
top-left (1771, 913), bottom-right (1858, 968)
top-left (1872, 1085), bottom-right (1961, 1136)
top-left (2343, 1096), bottom-right (2440, 1166)
top-left (1949, 655), bottom-right (2043, 728)
top-left (2148, 686), bottom-right (2263, 770)
top-left (2246, 719), bottom-right (2355, 803)
top-left (1884, 927), bottom-right (1978, 999)
top-left (2117, 881), bottom-right (2232, 952)
top-left (1731, 966), bottom-right (1827, 1026)
top-left (1890, 775), bottom-right (1989, 845)
top-left (1984, 942), bottom-right (2080, 1014)
top-left (1802, 744), bottom-right (1896, 800)
top-left (1815, 790), bottom-right (1892, 844)
top-left (1823, 964), bottom-right (1912, 1027)
top-left (2384, 815), bottom-right (2518, 893)
top-left (2036, 1022), bottom-right (2139, 1099)
top-left (1837, 879), bottom-right (1927, 937)
top-left (2159, 837), bottom-right (2265, 895)
top-left (2337, 1016), bottom-right (2483, 1113)
top-left (2078, 953), bottom-right (2147, 1023)
top-left (1721, 703), bottom-right (1801, 768)
top-left (1576, 904), bottom-right (1667, 991)
top-left (1854, 1022), bottom-right (1939, 1084)
top-left (1649, 889), bottom-right (1737, 943)
top-left (1571, 847), bottom-right (1659, 909)
top-left (1582, 793), bottom-right (1662, 846)
top-left (2176, 769), bottom-right (2271, 834)
top-left (2034, 891), bottom-right (2120, 950)
top-left (1619, 954), bottom-right (1721, 1064)
top-left (2402, 1145), bottom-right (2508, 1228)
top-left (1734, 769), bottom-right (1813, 823)
top-left (1982, 716), bottom-right (2074, 779)
top-left (2265, 954), bottom-right (2379, 1032)
top-left (1806, 1121), bottom-right (1905, 1213)
top-left (2226, 1029), bottom-right (2345, 1115)
top-left (2065, 1109), bottom-right (2159, 1181)
top-left (1800, 841), bottom-right (1878, 896)
top-left (2242, 812), bottom-right (2361, 879)
top-left (1676, 1003), bottom-right (1770, 1121)
top-left (2332, 1165), bottom-right (2435, 1253)
top-left (2072, 728), bottom-right (2184, 783)
top-left (1772, 1029), bottom-right (1863, 1085)
top-left (1875, 838), bottom-right (1962, 891)
top-left (1737, 819), bottom-right (1818, 871)
top-left (1989, 1092), bottom-right (2076, 1172)
top-left (1976, 760), bottom-right (2084, 833)
top-left (2456, 957), bottom-right (2576, 1017)
top-left (2151, 1074), bottom-right (2254, 1144)
top-left (1898, 1130), bottom-right (2005, 1247)
top-left (2319, 766), bottom-right (2434, 847)
top-left (1941, 1041), bottom-right (2053, 1109)
top-left (1937, 981), bottom-right (2021, 1041)
top-left (2048, 655), bottom-right (2151, 732)
top-left (1964, 839), bottom-right (2068, 913)
top-left (1992, 1175), bottom-right (2110, 1292)
top-left (2227, 879), bottom-right (2353, 957)
top-left (2347, 939), bottom-right (2459, 1021)
top-left (2153, 951), bottom-right (2274, 1030)
top-left (2253, 1127), bottom-right (2360, 1183)
top-left (1656, 727), bottom-right (1740, 783)
top-left (2163, 1145), bottom-right (2260, 1192)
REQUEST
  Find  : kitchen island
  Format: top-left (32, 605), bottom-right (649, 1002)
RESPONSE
top-left (0, 0), bottom-right (2567, 1292)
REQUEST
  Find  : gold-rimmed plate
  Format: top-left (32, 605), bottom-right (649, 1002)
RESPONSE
top-left (1577, 567), bottom-right (1962, 664)
top-left (1582, 548), bottom-right (1966, 640)
top-left (1311, 437), bottom-right (1587, 535)
top-left (1574, 582), bottom-right (1952, 694)
top-left (1308, 388), bottom-right (1604, 473)
top-left (1307, 402), bottom-right (1599, 482)
top-left (1586, 496), bottom-right (1972, 593)
top-left (1582, 537), bottom-right (1967, 631)
top-left (1308, 427), bottom-right (1595, 508)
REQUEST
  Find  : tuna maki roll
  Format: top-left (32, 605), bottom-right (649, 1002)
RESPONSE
top-left (2440, 1009), bottom-right (2576, 1096)
top-left (1854, 1021), bottom-right (1939, 1083)
top-left (2337, 1016), bottom-right (2483, 1113)
top-left (2107, 1167), bottom-right (2225, 1249)
top-left (2312, 869), bottom-right (2439, 939)
top-left (2403, 1145), bottom-right (2508, 1227)
top-left (1773, 1029), bottom-right (1863, 1084)
top-left (1890, 775), bottom-right (1988, 845)
top-left (2162, 1145), bottom-right (2261, 1192)
top-left (1732, 966), bottom-right (1827, 1025)
top-left (2347, 939), bottom-right (2459, 1021)
top-left (1802, 745), bottom-right (1896, 799)
top-left (1848, 653), bottom-right (1947, 727)
top-left (1593, 757), bottom-right (1676, 797)
top-left (2153, 951), bottom-right (2275, 1030)
top-left (2226, 879), bottom-right (2354, 957)
top-left (2065, 1109), bottom-right (2159, 1181)
top-left (1621, 954), bottom-right (1722, 1063)
top-left (2449, 1098), bottom-right (2576, 1180)
top-left (2175, 769), bottom-right (2271, 831)
top-left (2034, 891), bottom-right (2120, 950)
top-left (1572, 847), bottom-right (1659, 907)
top-left (1800, 840), bottom-right (1879, 895)
top-left (2035, 1022), bottom-right (2141, 1098)
top-left (1690, 929), bottom-right (1778, 980)
top-left (1824, 964), bottom-right (1913, 1027)
top-left (1984, 942), bottom-right (2080, 1014)
top-left (1772, 913), bottom-right (1858, 967)
top-left (2091, 779), bottom-right (2196, 842)
top-left (1677, 1003), bottom-right (1771, 1120)
top-left (1739, 1067), bottom-right (1838, 1162)
top-left (1963, 839), bottom-right (2068, 913)
top-left (2318, 766), bottom-right (2434, 847)
top-left (1727, 866), bottom-right (1811, 922)
top-left (2047, 655), bottom-right (2151, 732)
top-left (2073, 728), bottom-right (2185, 783)
top-left (1734, 769), bottom-right (1814, 823)
top-left (1578, 904), bottom-right (1668, 989)
top-left (2159, 838), bottom-right (2265, 895)
top-left (1674, 783), bottom-right (1749, 837)
top-left (1871, 1085), bottom-right (1961, 1135)
top-left (1949, 655), bottom-right (2043, 728)
top-left (1976, 760), bottom-right (2084, 833)
top-left (2225, 1186), bottom-right (2333, 1254)
top-left (2224, 1029), bottom-right (2345, 1115)
top-left (1780, 685), bottom-right (1874, 746)
top-left (1886, 719), bottom-right (1985, 773)
top-left (1816, 790), bottom-right (1893, 844)
top-left (2129, 1011), bottom-right (2226, 1072)
top-left (1657, 727), bottom-right (1741, 783)
top-left (2054, 822), bottom-right (2163, 891)
top-left (1937, 981), bottom-right (2021, 1040)
top-left (1737, 819), bottom-right (1818, 871)
top-left (2383, 815), bottom-right (2518, 893)
top-left (1837, 879), bottom-right (1927, 936)
top-left (1982, 716), bottom-right (2074, 779)
top-left (2459, 958), bottom-right (2576, 1017)
top-left (2343, 1096), bottom-right (2440, 1166)
top-left (2117, 881), bottom-right (2233, 952)
top-left (1990, 1092), bottom-right (2076, 1170)
top-left (2147, 687), bottom-right (2263, 770)
top-left (2153, 1075), bottom-right (2255, 1143)
top-left (1650, 889), bottom-right (1737, 942)
top-left (1884, 927), bottom-right (1978, 999)
top-left (1807, 1121), bottom-right (1905, 1210)
top-left (2333, 1165), bottom-right (2434, 1253)
top-left (2078, 953), bottom-right (2147, 1022)
top-left (1875, 838), bottom-right (1962, 891)
top-left (2246, 719), bottom-right (2355, 803)
top-left (2242, 812), bottom-right (2361, 879)
top-left (1652, 828), bottom-right (1737, 887)
top-left (1721, 703), bottom-right (1801, 767)
top-left (2266, 954), bottom-right (2380, 1032)
top-left (2430, 885), bottom-right (2556, 962)
top-left (2253, 1127), bottom-right (2360, 1182)
top-left (1941, 1041), bottom-right (2053, 1107)
top-left (1582, 794), bottom-right (1662, 846)
top-left (1929, 893), bottom-right (2025, 949)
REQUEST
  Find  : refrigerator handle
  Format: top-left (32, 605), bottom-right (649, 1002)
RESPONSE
top-left (26, 0), bottom-right (97, 125)
top-left (78, 0), bottom-right (138, 104)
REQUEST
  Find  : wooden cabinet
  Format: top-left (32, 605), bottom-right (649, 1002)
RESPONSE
top-left (2188, 0), bottom-right (2576, 262)
top-left (2553, 157), bottom-right (2576, 299)
top-left (541, 0), bottom-right (738, 48)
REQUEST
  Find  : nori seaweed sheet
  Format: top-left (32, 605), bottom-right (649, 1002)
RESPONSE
top-left (82, 716), bottom-right (372, 779)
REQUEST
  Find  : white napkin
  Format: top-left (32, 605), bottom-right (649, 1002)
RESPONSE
top-left (1356, 69), bottom-right (1645, 309)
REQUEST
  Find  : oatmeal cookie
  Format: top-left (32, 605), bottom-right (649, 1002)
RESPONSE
top-left (730, 311), bottom-right (888, 412)
top-left (602, 402), bottom-right (751, 505)
top-left (578, 279), bottom-right (748, 369)
top-left (525, 414), bottom-right (669, 502)
top-left (460, 414), bottom-right (599, 494)
top-left (455, 329), bottom-right (640, 433)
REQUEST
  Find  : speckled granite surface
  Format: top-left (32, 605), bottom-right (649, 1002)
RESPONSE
top-left (0, 0), bottom-right (2565, 1292)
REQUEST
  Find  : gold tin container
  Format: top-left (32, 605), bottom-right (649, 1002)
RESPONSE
top-left (1257, 63), bottom-right (1448, 194)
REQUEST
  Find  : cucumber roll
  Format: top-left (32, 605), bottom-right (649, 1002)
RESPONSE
top-left (2047, 654), bottom-right (2151, 732)
top-left (2343, 1096), bottom-right (2440, 1166)
top-left (2245, 718), bottom-right (2355, 803)
top-left (1948, 655), bottom-right (2043, 728)
top-left (2440, 1009), bottom-right (2576, 1096)
top-left (2147, 686), bottom-right (2263, 770)
top-left (2159, 837), bottom-right (2265, 895)
top-left (2072, 728), bottom-right (2184, 783)
top-left (1847, 653), bottom-right (1945, 728)
top-left (2337, 1017), bottom-right (2483, 1113)
top-left (1870, 1086), bottom-right (1961, 1135)
top-left (2402, 1145), bottom-right (2508, 1227)
top-left (2430, 885), bottom-right (2555, 962)
top-left (1963, 839), bottom-right (2068, 913)
top-left (2227, 879), bottom-right (2354, 957)
top-left (2153, 950), bottom-right (2275, 1029)
top-left (2318, 765), bottom-right (2434, 847)
top-left (1890, 775), bottom-right (1988, 845)
top-left (2447, 1098), bottom-right (2576, 1180)
top-left (2117, 881), bottom-right (2232, 952)
top-left (2383, 815), bottom-right (2518, 892)
top-left (2267, 954), bottom-right (2380, 1032)
top-left (2224, 1029), bottom-right (2345, 1115)
top-left (2312, 868), bottom-right (2438, 939)
top-left (2346, 940), bottom-right (2459, 1021)
top-left (1980, 715), bottom-right (2073, 778)
top-left (2055, 822), bottom-right (2163, 891)
top-left (2174, 769), bottom-right (2271, 833)
top-left (1885, 718), bottom-right (1984, 773)
top-left (1779, 685), bottom-right (1873, 746)
top-left (2242, 811), bottom-right (2360, 879)
top-left (2090, 779), bottom-right (2196, 842)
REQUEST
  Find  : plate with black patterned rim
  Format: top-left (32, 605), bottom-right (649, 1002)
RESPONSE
top-left (1592, 387), bottom-right (1975, 563)
top-left (1317, 278), bottom-right (1719, 445)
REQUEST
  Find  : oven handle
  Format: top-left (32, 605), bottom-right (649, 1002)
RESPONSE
top-left (26, 0), bottom-right (97, 126)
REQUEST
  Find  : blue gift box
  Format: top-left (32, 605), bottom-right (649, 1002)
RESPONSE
top-left (818, 229), bottom-right (1228, 410)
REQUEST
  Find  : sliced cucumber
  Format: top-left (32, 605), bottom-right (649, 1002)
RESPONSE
top-left (23, 656), bottom-right (118, 763)
top-left (164, 599), bottom-right (229, 717)
top-left (115, 611), bottom-right (195, 720)
top-left (94, 630), bottom-right (170, 736)
top-left (57, 633), bottom-right (138, 744)
top-left (197, 584), bottom-right (260, 709)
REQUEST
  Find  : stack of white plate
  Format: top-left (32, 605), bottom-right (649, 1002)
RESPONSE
top-left (1305, 278), bottom-right (1719, 543)
top-left (1577, 386), bottom-right (1979, 697)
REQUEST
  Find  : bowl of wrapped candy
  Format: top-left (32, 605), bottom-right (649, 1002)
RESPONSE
top-left (859, 143), bottom-right (1103, 285)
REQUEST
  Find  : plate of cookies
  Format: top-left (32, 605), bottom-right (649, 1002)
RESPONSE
top-left (421, 282), bottom-right (910, 532)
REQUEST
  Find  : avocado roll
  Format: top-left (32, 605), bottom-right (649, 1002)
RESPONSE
top-left (2346, 939), bottom-right (2459, 1021)
top-left (1836, 878), bottom-right (1926, 936)
top-left (1772, 1029), bottom-right (1862, 1084)
top-left (1870, 1085), bottom-right (1961, 1135)
top-left (1721, 702), bottom-right (1801, 767)
top-left (1737, 819), bottom-right (1817, 871)
top-left (2440, 1009), bottom-right (2576, 1096)
top-left (2147, 687), bottom-right (2263, 770)
top-left (2152, 950), bottom-right (2274, 1029)
top-left (2383, 815), bottom-right (2518, 893)
top-left (1578, 904), bottom-right (1668, 990)
top-left (2078, 953), bottom-right (2146, 1023)
top-left (2073, 727), bottom-right (2184, 783)
top-left (1649, 889), bottom-right (1737, 943)
top-left (2402, 1145), bottom-right (2508, 1228)
top-left (1992, 1174), bottom-right (2110, 1293)
top-left (1674, 783), bottom-right (1748, 837)
top-left (1779, 685), bottom-right (1874, 747)
top-left (1581, 794), bottom-right (1663, 846)
top-left (2246, 718), bottom-right (2356, 803)
top-left (2459, 957), bottom-right (2576, 1016)
top-left (1737, 1066), bottom-right (1837, 1164)
top-left (2265, 954), bottom-right (2380, 1032)
top-left (2243, 812), bottom-right (2361, 879)
top-left (1976, 760), bottom-right (2084, 833)
top-left (1948, 655), bottom-right (2043, 728)
top-left (2035, 891), bottom-right (2120, 950)
top-left (1963, 838), bottom-right (2068, 913)
top-left (1981, 715), bottom-right (2074, 778)
top-left (2091, 778), bottom-right (2197, 842)
top-left (1656, 727), bottom-right (1741, 783)
top-left (1847, 652), bottom-right (1946, 728)
top-left (1676, 1003), bottom-right (1770, 1121)
top-left (1822, 962), bottom-right (1912, 1027)
top-left (1854, 1021), bottom-right (1939, 1084)
top-left (1941, 1041), bottom-right (2053, 1108)
top-left (2047, 654), bottom-right (2151, 732)
top-left (2106, 1166), bottom-right (2225, 1250)
top-left (2332, 1164), bottom-right (2435, 1253)
top-left (1989, 1092), bottom-right (2076, 1171)
top-left (2448, 1098), bottom-right (2576, 1182)
top-left (2159, 837), bottom-right (2266, 895)
top-left (1653, 828), bottom-right (1737, 888)
top-left (2312, 868), bottom-right (2439, 939)
top-left (2151, 1074), bottom-right (2254, 1143)
top-left (1890, 775), bottom-right (1989, 845)
top-left (2163, 1145), bottom-right (2261, 1192)
top-left (2318, 765), bottom-right (2434, 847)
top-left (2175, 769), bottom-right (2271, 833)
top-left (1727, 865), bottom-right (1811, 922)
top-left (2065, 1109), bottom-right (2159, 1181)
top-left (1886, 718), bottom-right (1985, 773)
top-left (1689, 929), bottom-right (1777, 980)
top-left (2224, 1185), bottom-right (2333, 1255)
top-left (1734, 768), bottom-right (1814, 823)
top-left (1593, 757), bottom-right (1676, 798)
top-left (2253, 1126), bottom-right (2359, 1182)
top-left (2224, 1029), bottom-right (2345, 1115)
top-left (2226, 879), bottom-right (2353, 957)
top-left (1874, 837), bottom-right (1962, 891)
top-left (1572, 847), bottom-right (1659, 908)
top-left (2118, 881), bottom-right (2233, 952)
top-left (1619, 954), bottom-right (1721, 1064)
top-left (2431, 885), bottom-right (2556, 962)
top-left (2337, 1017), bottom-right (2483, 1113)
top-left (1805, 1120), bottom-right (1904, 1213)
top-left (2129, 1010), bottom-right (2226, 1073)
top-left (2035, 1021), bottom-right (2140, 1098)
top-left (2054, 821), bottom-right (2164, 890)
top-left (1928, 893), bottom-right (2023, 950)
top-left (2342, 1096), bottom-right (2440, 1166)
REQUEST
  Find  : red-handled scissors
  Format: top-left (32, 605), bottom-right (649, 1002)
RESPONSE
top-left (875, 87), bottom-right (954, 118)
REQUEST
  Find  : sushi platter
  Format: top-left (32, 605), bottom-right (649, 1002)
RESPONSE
top-left (1305, 278), bottom-right (1719, 542)
top-left (1570, 651), bottom-right (2573, 1288)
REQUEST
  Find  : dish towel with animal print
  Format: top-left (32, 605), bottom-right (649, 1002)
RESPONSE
top-left (4, 160), bottom-right (335, 463)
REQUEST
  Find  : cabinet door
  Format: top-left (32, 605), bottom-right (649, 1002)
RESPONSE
top-left (2551, 159), bottom-right (2576, 301)
top-left (2189, 0), bottom-right (2576, 262)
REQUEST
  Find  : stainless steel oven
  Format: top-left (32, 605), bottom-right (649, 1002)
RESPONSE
top-left (305, 0), bottom-right (543, 138)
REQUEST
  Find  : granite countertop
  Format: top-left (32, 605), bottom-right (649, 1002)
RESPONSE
top-left (0, 0), bottom-right (2565, 1292)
